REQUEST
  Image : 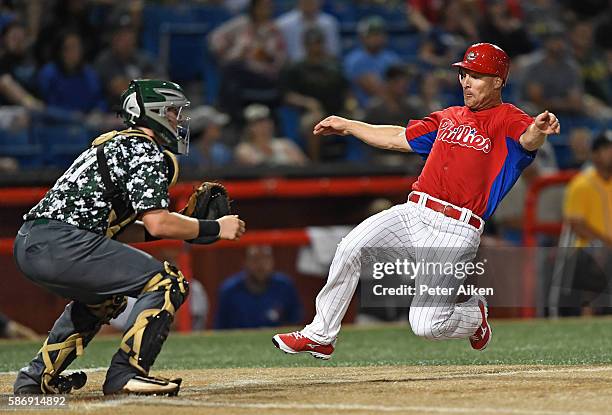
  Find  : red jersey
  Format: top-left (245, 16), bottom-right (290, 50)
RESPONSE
top-left (405, 103), bottom-right (535, 220)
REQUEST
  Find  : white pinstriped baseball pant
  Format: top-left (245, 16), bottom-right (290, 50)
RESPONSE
top-left (302, 192), bottom-right (484, 344)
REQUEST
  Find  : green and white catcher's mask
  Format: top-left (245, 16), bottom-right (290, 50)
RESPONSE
top-left (120, 79), bottom-right (191, 154)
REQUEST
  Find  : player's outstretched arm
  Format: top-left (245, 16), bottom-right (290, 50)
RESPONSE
top-left (313, 115), bottom-right (413, 152)
top-left (139, 210), bottom-right (245, 241)
top-left (519, 110), bottom-right (560, 151)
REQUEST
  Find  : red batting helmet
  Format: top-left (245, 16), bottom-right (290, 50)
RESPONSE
top-left (452, 43), bottom-right (510, 83)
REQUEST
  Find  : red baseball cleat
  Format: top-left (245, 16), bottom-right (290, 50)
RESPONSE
top-left (470, 296), bottom-right (492, 351)
top-left (272, 331), bottom-right (334, 360)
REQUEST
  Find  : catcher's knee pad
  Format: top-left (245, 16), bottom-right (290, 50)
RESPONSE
top-left (87, 295), bottom-right (128, 324)
top-left (120, 262), bottom-right (189, 374)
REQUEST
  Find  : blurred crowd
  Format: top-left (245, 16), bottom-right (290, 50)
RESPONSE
top-left (0, 0), bottom-right (611, 172)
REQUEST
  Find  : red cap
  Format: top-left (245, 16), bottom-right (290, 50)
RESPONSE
top-left (452, 43), bottom-right (510, 82)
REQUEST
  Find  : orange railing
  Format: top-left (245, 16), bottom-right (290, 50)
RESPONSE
top-left (0, 176), bottom-right (417, 207)
top-left (523, 170), bottom-right (578, 247)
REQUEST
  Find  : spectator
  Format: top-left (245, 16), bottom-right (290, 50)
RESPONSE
top-left (478, 0), bottom-right (533, 58)
top-left (34, 0), bottom-right (99, 65)
top-left (209, 0), bottom-right (286, 121)
top-left (406, 0), bottom-right (482, 33)
top-left (281, 27), bottom-right (348, 161)
top-left (0, 20), bottom-right (40, 106)
top-left (0, 20), bottom-right (43, 112)
top-left (418, 1), bottom-right (478, 69)
top-left (567, 127), bottom-right (594, 169)
top-left (554, 130), bottom-right (612, 316)
top-left (37, 31), bottom-right (106, 114)
top-left (215, 245), bottom-right (303, 329)
top-left (0, 157), bottom-right (18, 172)
top-left (518, 0), bottom-right (564, 40)
top-left (276, 0), bottom-right (340, 63)
top-left (0, 20), bottom-right (43, 139)
top-left (564, 130), bottom-right (612, 248)
top-left (180, 106), bottom-right (233, 169)
top-left (364, 65), bottom-right (423, 127)
top-left (235, 103), bottom-right (308, 166)
top-left (344, 16), bottom-right (401, 109)
top-left (94, 14), bottom-right (161, 108)
top-left (520, 24), bottom-right (584, 117)
top-left (405, 0), bottom-right (445, 33)
top-left (364, 64), bottom-right (426, 164)
top-left (407, 72), bottom-right (447, 116)
top-left (569, 20), bottom-right (611, 106)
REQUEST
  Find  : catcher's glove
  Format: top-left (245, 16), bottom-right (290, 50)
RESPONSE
top-left (180, 182), bottom-right (231, 244)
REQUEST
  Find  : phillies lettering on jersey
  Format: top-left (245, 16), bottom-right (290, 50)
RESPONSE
top-left (405, 103), bottom-right (535, 220)
top-left (437, 119), bottom-right (492, 153)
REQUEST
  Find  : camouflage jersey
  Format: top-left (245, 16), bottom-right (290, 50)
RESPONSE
top-left (24, 131), bottom-right (172, 236)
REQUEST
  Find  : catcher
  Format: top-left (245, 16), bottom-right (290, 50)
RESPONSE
top-left (13, 79), bottom-right (244, 396)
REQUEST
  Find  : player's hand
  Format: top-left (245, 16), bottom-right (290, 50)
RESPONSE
top-left (313, 116), bottom-right (352, 136)
top-left (217, 215), bottom-right (246, 240)
top-left (534, 110), bottom-right (560, 135)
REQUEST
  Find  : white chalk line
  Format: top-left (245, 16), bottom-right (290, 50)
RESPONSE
top-left (82, 397), bottom-right (604, 415)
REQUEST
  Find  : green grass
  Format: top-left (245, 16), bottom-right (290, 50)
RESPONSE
top-left (0, 318), bottom-right (611, 372)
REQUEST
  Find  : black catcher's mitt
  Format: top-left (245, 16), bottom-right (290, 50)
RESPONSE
top-left (180, 182), bottom-right (231, 244)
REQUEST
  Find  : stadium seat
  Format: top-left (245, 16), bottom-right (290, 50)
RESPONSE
top-left (32, 123), bottom-right (92, 168)
top-left (388, 33), bottom-right (421, 61)
top-left (327, 1), bottom-right (408, 27)
top-left (160, 23), bottom-right (209, 82)
top-left (142, 4), bottom-right (231, 58)
top-left (157, 23), bottom-right (221, 104)
top-left (0, 129), bottom-right (43, 168)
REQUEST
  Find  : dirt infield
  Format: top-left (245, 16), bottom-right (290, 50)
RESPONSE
top-left (1, 365), bottom-right (611, 414)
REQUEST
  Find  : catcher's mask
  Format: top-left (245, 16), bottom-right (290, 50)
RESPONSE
top-left (120, 79), bottom-right (191, 155)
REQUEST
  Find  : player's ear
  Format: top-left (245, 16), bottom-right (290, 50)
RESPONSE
top-left (494, 77), bottom-right (503, 90)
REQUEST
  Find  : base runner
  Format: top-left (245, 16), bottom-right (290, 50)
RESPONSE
top-left (273, 43), bottom-right (560, 359)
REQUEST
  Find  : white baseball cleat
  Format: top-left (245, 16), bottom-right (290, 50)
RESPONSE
top-left (469, 295), bottom-right (492, 351)
top-left (110, 375), bottom-right (182, 396)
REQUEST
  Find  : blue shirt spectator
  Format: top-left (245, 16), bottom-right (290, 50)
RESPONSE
top-left (180, 106), bottom-right (233, 169)
top-left (215, 245), bottom-right (303, 329)
top-left (37, 31), bottom-right (106, 113)
top-left (345, 48), bottom-right (400, 109)
top-left (38, 64), bottom-right (105, 113)
top-left (344, 16), bottom-right (400, 109)
top-left (276, 0), bottom-right (341, 63)
top-left (181, 143), bottom-right (233, 169)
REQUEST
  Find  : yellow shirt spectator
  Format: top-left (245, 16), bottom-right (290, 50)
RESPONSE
top-left (563, 167), bottom-right (612, 247)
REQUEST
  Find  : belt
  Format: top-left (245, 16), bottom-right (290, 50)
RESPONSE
top-left (31, 218), bottom-right (50, 226)
top-left (408, 193), bottom-right (483, 230)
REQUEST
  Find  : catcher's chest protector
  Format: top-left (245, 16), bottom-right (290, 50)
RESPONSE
top-left (91, 129), bottom-right (179, 238)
